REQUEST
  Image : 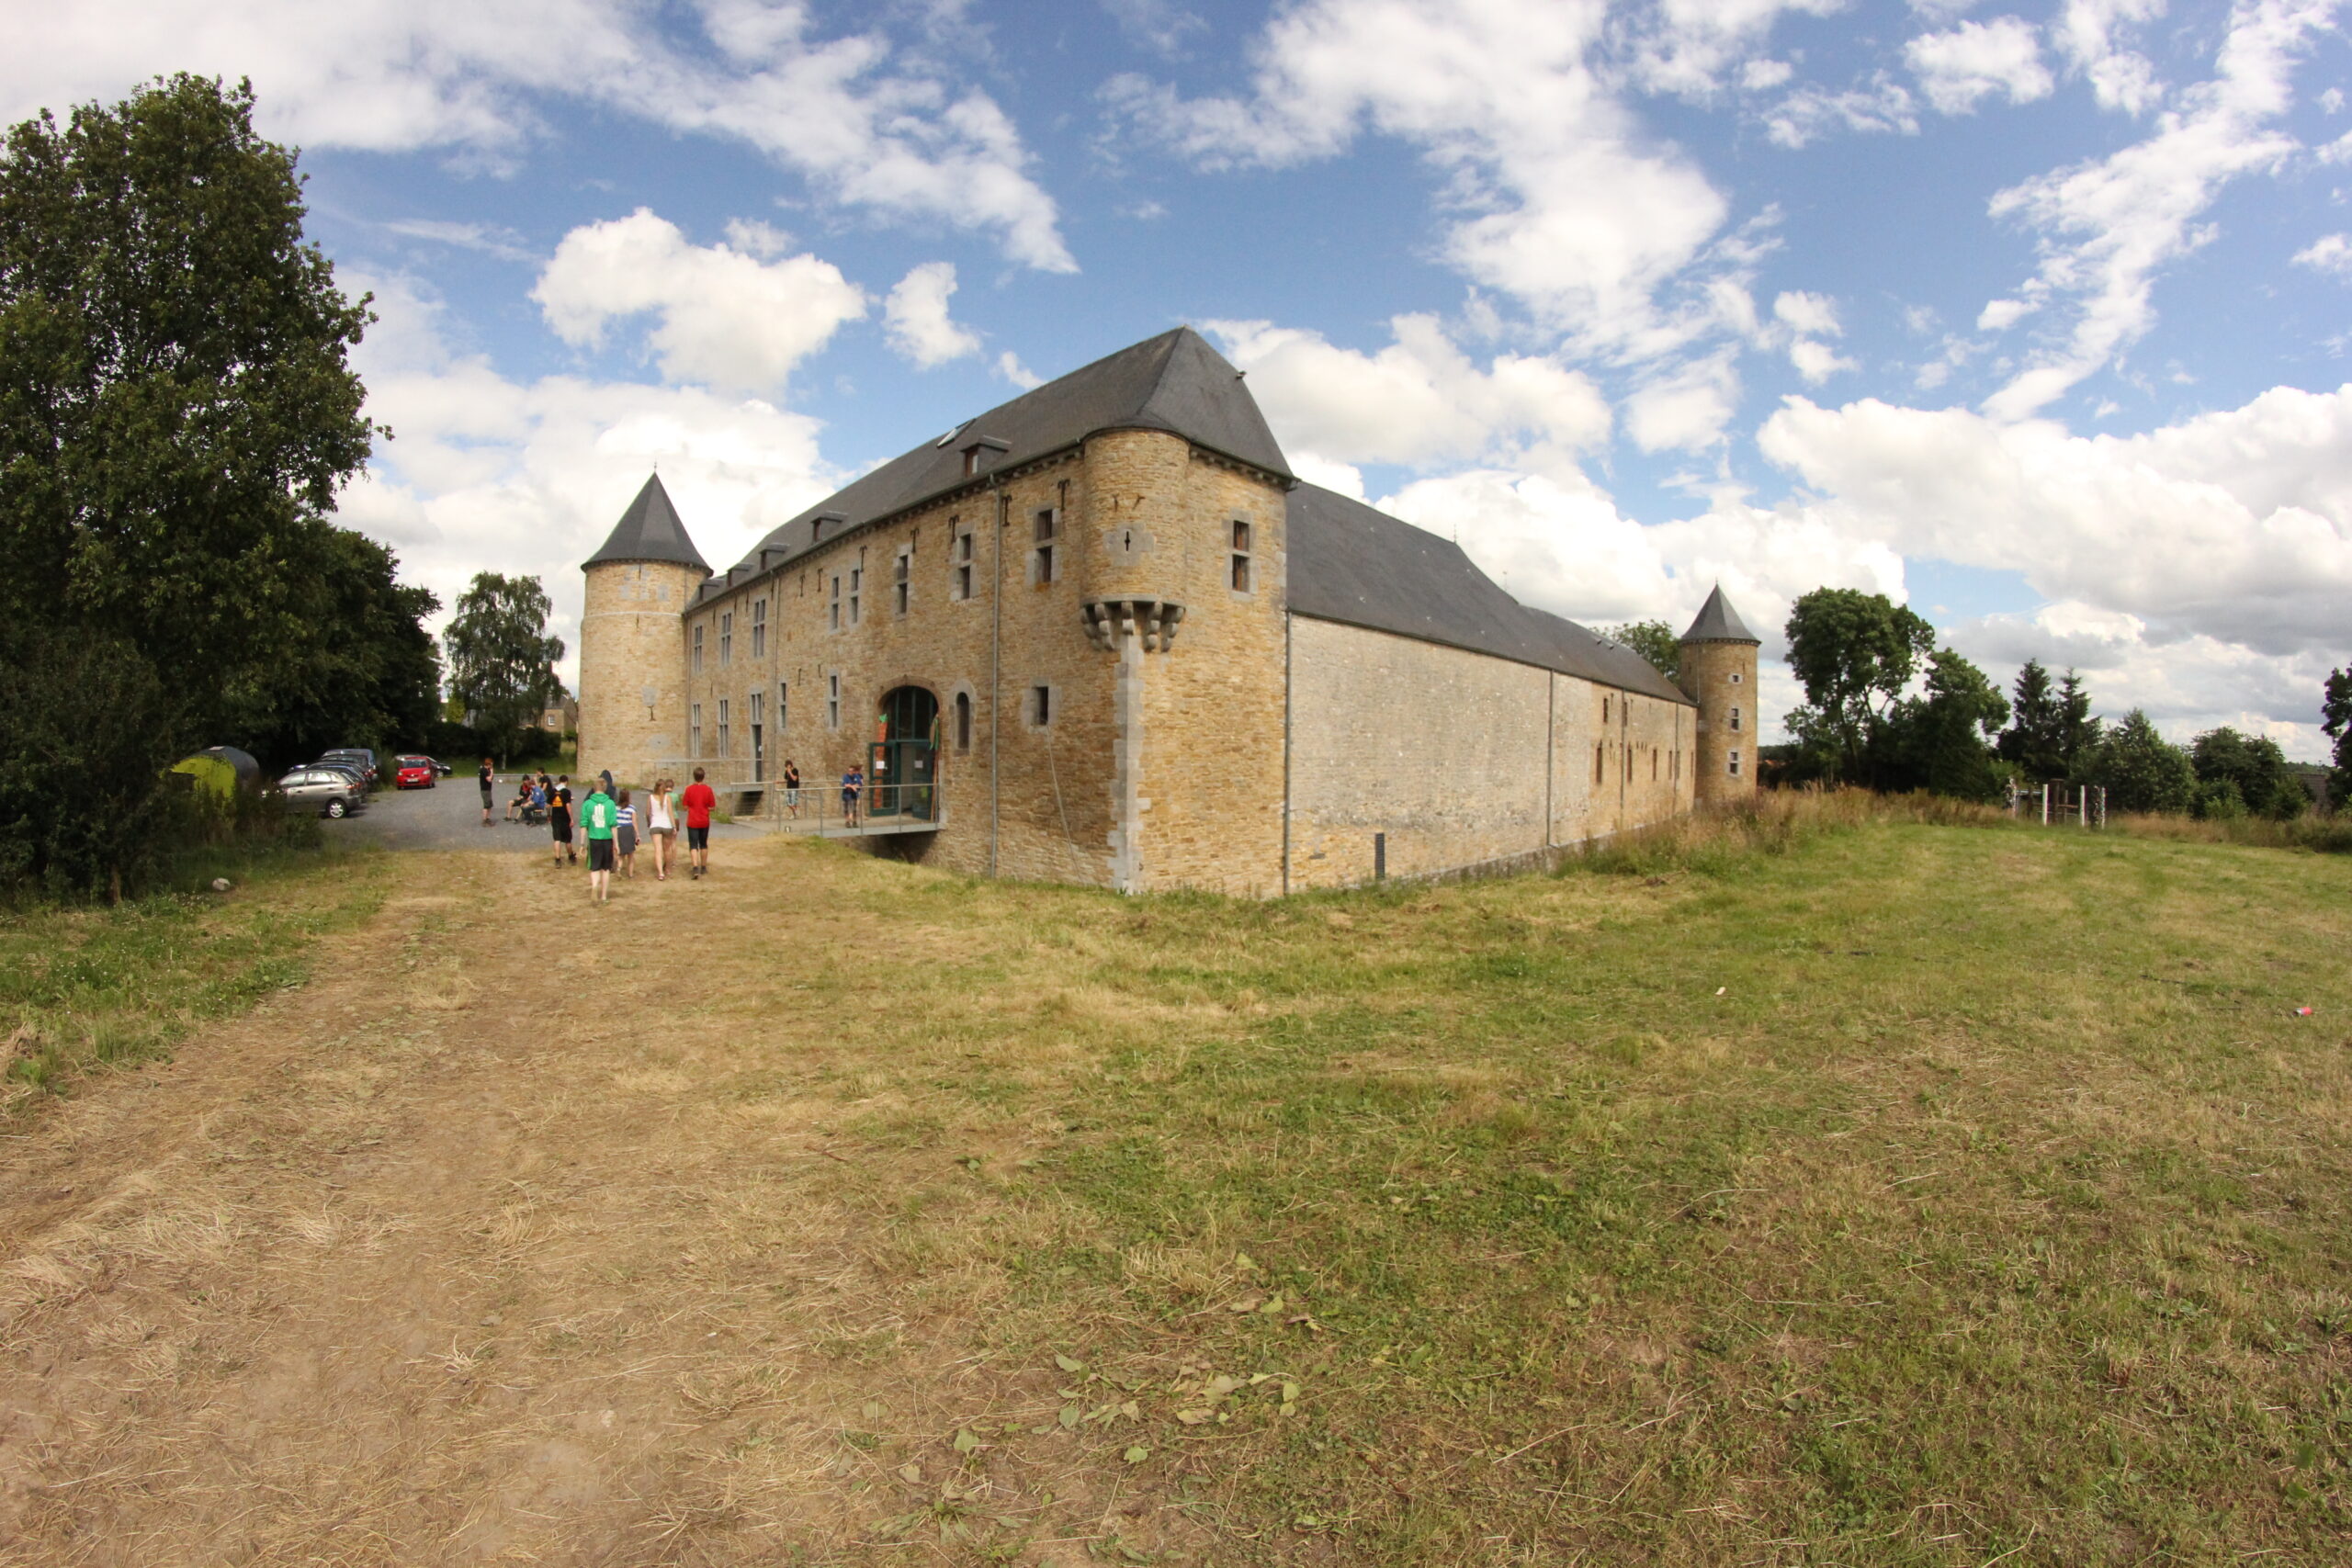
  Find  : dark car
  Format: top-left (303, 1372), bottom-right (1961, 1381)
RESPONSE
top-left (277, 767), bottom-right (367, 818)
top-left (394, 755), bottom-right (437, 789)
top-left (320, 748), bottom-right (379, 785)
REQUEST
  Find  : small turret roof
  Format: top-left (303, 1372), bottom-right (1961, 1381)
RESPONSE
top-left (1679, 584), bottom-right (1758, 645)
top-left (585, 474), bottom-right (710, 572)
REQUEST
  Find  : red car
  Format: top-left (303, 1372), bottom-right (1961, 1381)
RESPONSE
top-left (394, 755), bottom-right (437, 789)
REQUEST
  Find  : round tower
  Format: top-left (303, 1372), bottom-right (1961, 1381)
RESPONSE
top-left (578, 474), bottom-right (710, 790)
top-left (1677, 585), bottom-right (1761, 807)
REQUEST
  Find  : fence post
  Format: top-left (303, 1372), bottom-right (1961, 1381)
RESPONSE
top-left (1374, 831), bottom-right (1386, 883)
top-left (2041, 785), bottom-right (2050, 825)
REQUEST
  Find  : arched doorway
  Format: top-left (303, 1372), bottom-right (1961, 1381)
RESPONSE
top-left (870, 685), bottom-right (939, 821)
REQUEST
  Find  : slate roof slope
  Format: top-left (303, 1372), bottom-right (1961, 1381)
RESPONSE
top-left (1679, 583), bottom-right (1758, 643)
top-left (585, 474), bottom-right (711, 572)
top-left (702, 327), bottom-right (1289, 597)
top-left (1284, 483), bottom-right (1690, 705)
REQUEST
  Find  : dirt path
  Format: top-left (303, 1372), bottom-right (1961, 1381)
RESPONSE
top-left (0, 844), bottom-right (1139, 1566)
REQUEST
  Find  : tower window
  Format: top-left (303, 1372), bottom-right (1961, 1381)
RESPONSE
top-left (718, 610), bottom-right (733, 667)
top-left (1729, 750), bottom-right (1742, 777)
top-left (1729, 671), bottom-right (1743, 684)
top-left (1034, 685), bottom-right (1052, 726)
top-left (894, 549), bottom-right (910, 615)
top-left (692, 623), bottom-right (705, 673)
top-left (1230, 519), bottom-right (1252, 592)
top-left (955, 691), bottom-right (972, 750)
top-left (1730, 705), bottom-right (1742, 732)
top-left (751, 596), bottom-right (767, 658)
top-left (1034, 507), bottom-right (1057, 585)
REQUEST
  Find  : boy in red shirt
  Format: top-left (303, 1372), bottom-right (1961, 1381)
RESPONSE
top-left (681, 766), bottom-right (718, 880)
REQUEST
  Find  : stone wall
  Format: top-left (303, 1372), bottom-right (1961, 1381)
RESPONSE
top-left (577, 558), bottom-right (701, 791)
top-left (1287, 617), bottom-right (1696, 890)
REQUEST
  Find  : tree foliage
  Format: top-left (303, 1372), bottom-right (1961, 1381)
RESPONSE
top-left (1604, 620), bottom-right (1680, 683)
top-left (2188, 727), bottom-right (2306, 821)
top-left (1887, 649), bottom-right (2012, 801)
top-left (1782, 589), bottom-right (1937, 784)
top-left (445, 572), bottom-right (564, 762)
top-left (2090, 710), bottom-right (2196, 815)
top-left (0, 75), bottom-right (424, 892)
top-left (1997, 659), bottom-right (2064, 779)
top-left (2055, 669), bottom-right (2103, 778)
top-left (2324, 667), bottom-right (2352, 811)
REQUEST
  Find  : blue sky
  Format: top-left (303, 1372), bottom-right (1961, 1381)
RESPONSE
top-left (10, 0), bottom-right (2350, 750)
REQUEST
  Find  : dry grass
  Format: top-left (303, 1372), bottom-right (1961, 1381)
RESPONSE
top-left (0, 813), bottom-right (2347, 1564)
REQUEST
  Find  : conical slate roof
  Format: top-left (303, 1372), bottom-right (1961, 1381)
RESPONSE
top-left (1679, 584), bottom-right (1758, 645)
top-left (701, 326), bottom-right (1287, 595)
top-left (585, 474), bottom-right (710, 572)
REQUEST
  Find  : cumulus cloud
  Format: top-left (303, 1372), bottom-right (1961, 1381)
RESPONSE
top-left (882, 262), bottom-right (983, 368)
top-left (1207, 314), bottom-right (1611, 468)
top-left (2052, 0), bottom-right (2167, 115)
top-left (1106, 0), bottom-right (1731, 355)
top-left (0, 0), bottom-right (1073, 271)
top-left (1905, 16), bottom-right (2054, 114)
top-left (337, 273), bottom-right (844, 686)
top-left (1984, 0), bottom-right (2333, 419)
top-left (2293, 233), bottom-right (2352, 275)
top-left (1757, 383), bottom-right (2352, 656)
top-left (1626, 353), bottom-right (1741, 451)
top-left (531, 209), bottom-right (865, 395)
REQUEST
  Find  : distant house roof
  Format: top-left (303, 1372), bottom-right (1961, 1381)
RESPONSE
top-left (695, 326), bottom-right (1288, 602)
top-left (585, 474), bottom-right (711, 572)
top-left (1679, 584), bottom-right (1759, 645)
top-left (1286, 483), bottom-right (1692, 705)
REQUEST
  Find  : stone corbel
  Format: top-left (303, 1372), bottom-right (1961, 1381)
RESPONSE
top-left (1083, 598), bottom-right (1185, 652)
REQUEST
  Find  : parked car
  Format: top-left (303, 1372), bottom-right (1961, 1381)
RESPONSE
top-left (422, 755), bottom-right (453, 776)
top-left (277, 767), bottom-right (368, 818)
top-left (309, 761), bottom-right (367, 786)
top-left (394, 755), bottom-right (437, 789)
top-left (320, 748), bottom-right (379, 785)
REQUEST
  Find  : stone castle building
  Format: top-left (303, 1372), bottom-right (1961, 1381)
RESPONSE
top-left (577, 327), bottom-right (1758, 896)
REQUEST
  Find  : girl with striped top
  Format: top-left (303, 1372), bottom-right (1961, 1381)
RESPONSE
top-left (615, 790), bottom-right (639, 879)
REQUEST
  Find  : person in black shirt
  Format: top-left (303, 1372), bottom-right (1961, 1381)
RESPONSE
top-left (548, 775), bottom-right (576, 865)
top-left (479, 758), bottom-right (495, 827)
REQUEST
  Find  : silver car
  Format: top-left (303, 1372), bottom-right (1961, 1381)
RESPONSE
top-left (277, 767), bottom-right (368, 818)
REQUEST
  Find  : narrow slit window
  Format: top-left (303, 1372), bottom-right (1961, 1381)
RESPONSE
top-left (1594, 742), bottom-right (1604, 784)
top-left (1034, 685), bottom-right (1052, 726)
top-left (1602, 695), bottom-right (1611, 724)
top-left (829, 575), bottom-right (841, 630)
top-left (954, 529), bottom-right (974, 600)
top-left (778, 682), bottom-right (788, 733)
top-left (955, 691), bottom-right (972, 750)
top-left (826, 673), bottom-right (841, 729)
top-left (848, 566), bottom-right (861, 624)
top-left (1230, 519), bottom-right (1252, 592)
top-left (1034, 508), bottom-right (1057, 585)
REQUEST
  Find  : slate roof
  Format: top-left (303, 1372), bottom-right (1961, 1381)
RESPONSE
top-left (695, 327), bottom-right (1287, 600)
top-left (1679, 584), bottom-right (1759, 644)
top-left (584, 474), bottom-right (711, 572)
top-left (1284, 483), bottom-right (1691, 705)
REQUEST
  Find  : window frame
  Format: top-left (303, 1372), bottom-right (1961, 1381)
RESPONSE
top-left (1033, 507), bottom-right (1057, 586)
top-left (692, 623), bottom-right (705, 673)
top-left (690, 702), bottom-right (703, 758)
top-left (1229, 518), bottom-right (1253, 594)
top-left (750, 595), bottom-right (767, 658)
top-left (717, 696), bottom-right (730, 759)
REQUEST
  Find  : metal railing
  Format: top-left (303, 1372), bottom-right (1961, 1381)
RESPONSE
top-left (764, 777), bottom-right (944, 835)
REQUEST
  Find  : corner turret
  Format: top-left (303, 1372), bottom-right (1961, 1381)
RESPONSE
top-left (1677, 584), bottom-right (1760, 807)
top-left (578, 475), bottom-right (709, 789)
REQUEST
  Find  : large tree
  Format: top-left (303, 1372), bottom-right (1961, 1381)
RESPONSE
top-left (2090, 710), bottom-right (2196, 815)
top-left (1888, 648), bottom-right (2011, 800)
top-left (2189, 727), bottom-right (2306, 821)
top-left (1781, 588), bottom-right (1937, 784)
top-left (2325, 667), bottom-right (2352, 811)
top-left (1603, 620), bottom-right (1680, 683)
top-left (2055, 668), bottom-right (2103, 779)
top-left (445, 573), bottom-right (564, 763)
top-left (0, 74), bottom-right (377, 736)
top-left (1996, 658), bottom-right (2064, 779)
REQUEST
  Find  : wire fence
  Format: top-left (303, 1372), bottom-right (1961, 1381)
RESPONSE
top-left (2007, 781), bottom-right (2106, 828)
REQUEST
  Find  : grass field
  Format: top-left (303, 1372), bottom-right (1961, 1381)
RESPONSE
top-left (759, 799), bottom-right (2352, 1563)
top-left (3, 799), bottom-right (2348, 1563)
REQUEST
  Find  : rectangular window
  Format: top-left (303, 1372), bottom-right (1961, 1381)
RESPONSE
top-left (954, 529), bottom-right (974, 600)
top-left (751, 596), bottom-right (767, 658)
top-left (1230, 519), bottom-right (1252, 592)
top-left (1593, 742), bottom-right (1604, 784)
top-left (848, 565), bottom-right (861, 623)
top-left (1602, 695), bottom-right (1610, 724)
top-left (894, 550), bottom-right (910, 615)
top-left (827, 672), bottom-right (841, 729)
top-left (749, 690), bottom-right (764, 775)
top-left (777, 682), bottom-right (788, 733)
top-left (1034, 684), bottom-right (1052, 726)
top-left (955, 691), bottom-right (971, 750)
top-left (830, 574), bottom-right (841, 630)
top-left (691, 703), bottom-right (703, 758)
top-left (1034, 507), bottom-right (1057, 584)
top-left (719, 611), bottom-right (732, 667)
top-left (717, 697), bottom-right (730, 759)
top-left (1652, 749), bottom-right (1658, 781)
top-left (1730, 705), bottom-right (1742, 732)
top-left (1729, 750), bottom-right (1742, 777)
top-left (693, 623), bottom-right (705, 673)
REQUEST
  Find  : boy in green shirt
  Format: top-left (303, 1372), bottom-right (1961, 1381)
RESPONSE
top-left (580, 783), bottom-right (618, 904)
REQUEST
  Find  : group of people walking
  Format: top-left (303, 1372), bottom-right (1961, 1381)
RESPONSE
top-left (477, 761), bottom-right (718, 903)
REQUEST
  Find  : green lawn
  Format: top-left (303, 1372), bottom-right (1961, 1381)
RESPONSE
top-left (791, 807), bottom-right (2352, 1563)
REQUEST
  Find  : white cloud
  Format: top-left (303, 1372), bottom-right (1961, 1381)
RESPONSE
top-left (0, 0), bottom-right (1074, 271)
top-left (995, 351), bottom-right (1044, 389)
top-left (882, 262), bottom-right (984, 368)
top-left (1207, 314), bottom-right (1611, 468)
top-left (1624, 0), bottom-right (1846, 97)
top-left (1106, 0), bottom-right (1732, 355)
top-left (2293, 233), bottom-right (2352, 275)
top-left (1976, 295), bottom-right (2039, 330)
top-left (1984, 0), bottom-right (2333, 420)
top-left (531, 209), bottom-right (865, 395)
top-left (1905, 16), bottom-right (2055, 114)
top-left (1757, 382), bottom-right (2352, 655)
top-left (337, 274), bottom-right (843, 688)
top-left (1740, 59), bottom-right (1795, 91)
top-left (1763, 74), bottom-right (1921, 148)
top-left (1771, 290), bottom-right (1841, 338)
top-left (381, 219), bottom-right (534, 263)
top-left (1626, 353), bottom-right (1741, 451)
top-left (1788, 338), bottom-right (1859, 383)
top-left (2053, 0), bottom-right (2168, 115)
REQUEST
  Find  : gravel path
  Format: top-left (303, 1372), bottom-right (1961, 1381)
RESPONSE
top-left (340, 775), bottom-right (766, 854)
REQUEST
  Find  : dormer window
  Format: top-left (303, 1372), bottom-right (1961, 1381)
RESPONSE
top-left (961, 435), bottom-right (1009, 478)
top-left (962, 447), bottom-right (980, 478)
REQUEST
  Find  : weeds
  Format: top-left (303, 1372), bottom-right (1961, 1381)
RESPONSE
top-left (1566, 786), bottom-right (2010, 876)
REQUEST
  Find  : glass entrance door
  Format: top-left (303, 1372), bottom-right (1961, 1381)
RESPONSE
top-left (872, 686), bottom-right (939, 820)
